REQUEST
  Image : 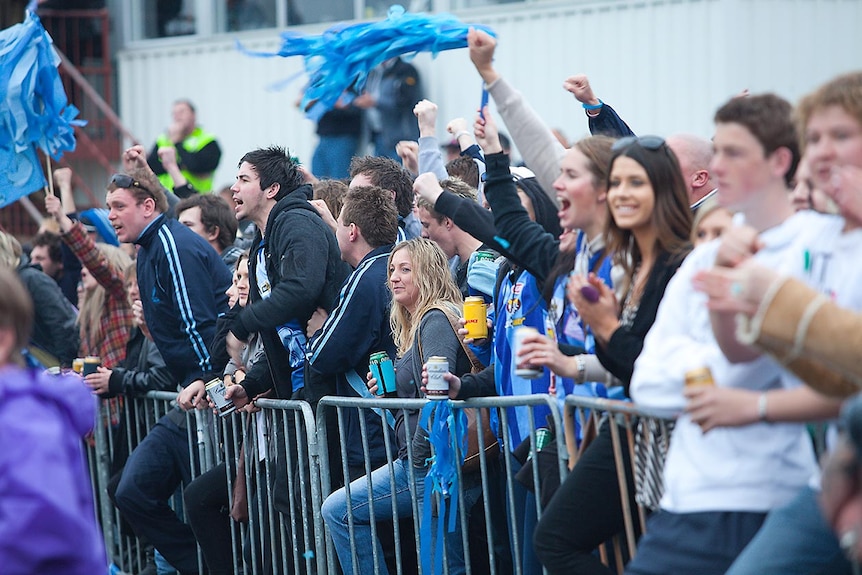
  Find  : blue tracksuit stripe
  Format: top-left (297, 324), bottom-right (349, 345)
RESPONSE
top-left (308, 252), bottom-right (388, 363)
top-left (158, 227), bottom-right (211, 372)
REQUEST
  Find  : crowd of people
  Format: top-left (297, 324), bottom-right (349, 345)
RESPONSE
top-left (3, 21), bottom-right (862, 575)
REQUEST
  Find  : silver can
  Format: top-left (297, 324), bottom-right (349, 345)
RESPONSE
top-left (425, 356), bottom-right (449, 399)
top-left (206, 377), bottom-right (237, 417)
top-left (514, 326), bottom-right (543, 379)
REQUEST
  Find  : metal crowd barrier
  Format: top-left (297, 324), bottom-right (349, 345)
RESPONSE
top-left (88, 390), bottom-right (211, 574)
top-left (314, 393), bottom-right (568, 575)
top-left (563, 395), bottom-right (678, 571)
top-left (89, 392), bottom-right (680, 575)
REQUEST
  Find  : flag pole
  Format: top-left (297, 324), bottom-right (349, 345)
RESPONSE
top-left (44, 154), bottom-right (54, 196)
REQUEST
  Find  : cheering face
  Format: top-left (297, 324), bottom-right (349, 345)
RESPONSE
top-left (554, 148), bottom-right (602, 232)
top-left (805, 105), bottom-right (862, 190)
top-left (106, 188), bottom-right (152, 244)
top-left (178, 206), bottom-right (209, 241)
top-left (389, 248), bottom-right (419, 313)
top-left (711, 122), bottom-right (776, 211)
top-left (607, 156), bottom-right (655, 233)
top-left (416, 206), bottom-right (455, 259)
top-left (231, 162), bottom-right (268, 224)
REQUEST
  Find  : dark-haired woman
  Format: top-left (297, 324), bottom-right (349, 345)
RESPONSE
top-left (522, 134), bottom-right (693, 575)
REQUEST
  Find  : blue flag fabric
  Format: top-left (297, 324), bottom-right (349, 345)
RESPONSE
top-left (0, 9), bottom-right (85, 208)
top-left (239, 4), bottom-right (495, 121)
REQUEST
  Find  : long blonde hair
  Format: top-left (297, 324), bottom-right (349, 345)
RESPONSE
top-left (388, 238), bottom-right (463, 356)
top-left (78, 244), bottom-right (133, 351)
top-left (0, 231), bottom-right (22, 269)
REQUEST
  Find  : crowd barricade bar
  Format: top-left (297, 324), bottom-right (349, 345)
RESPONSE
top-left (563, 394), bottom-right (678, 569)
top-left (91, 390), bottom-right (686, 575)
top-left (316, 393), bottom-right (568, 575)
top-left (254, 397), bottom-right (327, 575)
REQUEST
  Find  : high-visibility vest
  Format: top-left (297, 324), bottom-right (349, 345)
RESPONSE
top-left (156, 127), bottom-right (218, 192)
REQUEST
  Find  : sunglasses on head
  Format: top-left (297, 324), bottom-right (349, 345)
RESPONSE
top-left (611, 135), bottom-right (666, 153)
top-left (110, 173), bottom-right (151, 194)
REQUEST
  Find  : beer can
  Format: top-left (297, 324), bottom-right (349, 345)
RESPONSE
top-left (205, 377), bottom-right (237, 417)
top-left (684, 366), bottom-right (715, 387)
top-left (369, 351), bottom-right (396, 396)
top-left (425, 356), bottom-right (449, 399)
top-left (72, 358), bottom-right (84, 374)
top-left (535, 427), bottom-right (553, 452)
top-left (82, 356), bottom-right (101, 377)
top-left (463, 296), bottom-right (488, 339)
top-left (513, 326), bottom-right (542, 379)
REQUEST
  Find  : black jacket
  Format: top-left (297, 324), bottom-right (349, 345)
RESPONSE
top-left (17, 262), bottom-right (79, 367)
top-left (598, 251), bottom-right (685, 389)
top-left (231, 183), bottom-right (350, 399)
top-left (105, 327), bottom-right (175, 398)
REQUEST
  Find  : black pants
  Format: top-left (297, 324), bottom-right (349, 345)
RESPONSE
top-left (533, 420), bottom-right (638, 575)
top-left (184, 462), bottom-right (234, 575)
top-left (113, 413), bottom-right (200, 575)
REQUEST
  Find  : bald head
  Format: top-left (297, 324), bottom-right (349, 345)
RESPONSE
top-left (667, 134), bottom-right (714, 205)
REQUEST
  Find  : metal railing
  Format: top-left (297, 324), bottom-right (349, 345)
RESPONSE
top-left (90, 391), bottom-right (671, 575)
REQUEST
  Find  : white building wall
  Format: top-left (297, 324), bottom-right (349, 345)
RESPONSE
top-left (117, 0), bottom-right (862, 190)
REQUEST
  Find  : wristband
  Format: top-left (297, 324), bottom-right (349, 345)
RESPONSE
top-left (582, 99), bottom-right (603, 110)
top-left (757, 392), bottom-right (768, 422)
top-left (454, 130), bottom-right (472, 140)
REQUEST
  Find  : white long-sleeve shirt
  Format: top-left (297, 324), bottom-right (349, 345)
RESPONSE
top-left (630, 210), bottom-right (844, 513)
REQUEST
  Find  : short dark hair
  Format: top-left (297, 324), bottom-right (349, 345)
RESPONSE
top-left (349, 156), bottom-right (414, 218)
top-left (0, 267), bottom-right (33, 366)
top-left (31, 231), bottom-right (63, 264)
top-left (312, 179), bottom-right (349, 223)
top-left (340, 186), bottom-right (399, 248)
top-left (239, 146), bottom-right (305, 201)
top-left (714, 94), bottom-right (799, 186)
top-left (175, 194), bottom-right (238, 252)
top-left (445, 156), bottom-right (480, 189)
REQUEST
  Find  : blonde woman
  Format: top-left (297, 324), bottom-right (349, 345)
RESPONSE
top-left (45, 194), bottom-right (134, 381)
top-left (322, 238), bottom-right (473, 575)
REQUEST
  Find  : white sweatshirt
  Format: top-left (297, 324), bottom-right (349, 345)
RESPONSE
top-left (630, 211), bottom-right (844, 513)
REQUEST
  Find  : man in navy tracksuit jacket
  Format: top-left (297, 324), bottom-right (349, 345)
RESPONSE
top-left (108, 167), bottom-right (231, 575)
top-left (306, 185), bottom-right (399, 486)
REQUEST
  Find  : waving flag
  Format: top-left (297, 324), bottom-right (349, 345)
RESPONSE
top-left (0, 5), bottom-right (85, 208)
top-left (239, 4), bottom-right (495, 121)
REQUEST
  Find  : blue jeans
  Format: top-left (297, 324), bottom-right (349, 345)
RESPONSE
top-left (114, 413), bottom-right (199, 574)
top-left (725, 486), bottom-right (852, 575)
top-left (312, 135), bottom-right (358, 179)
top-left (442, 477), bottom-right (484, 575)
top-left (322, 458), bottom-right (425, 575)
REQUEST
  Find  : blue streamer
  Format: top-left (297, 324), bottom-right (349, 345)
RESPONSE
top-left (238, 4), bottom-right (496, 121)
top-left (418, 400), bottom-right (471, 575)
top-left (0, 9), bottom-right (86, 207)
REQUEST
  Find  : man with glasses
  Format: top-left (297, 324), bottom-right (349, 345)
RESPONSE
top-left (108, 168), bottom-right (231, 575)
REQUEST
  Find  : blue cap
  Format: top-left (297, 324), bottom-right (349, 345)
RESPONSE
top-left (79, 208), bottom-right (119, 246)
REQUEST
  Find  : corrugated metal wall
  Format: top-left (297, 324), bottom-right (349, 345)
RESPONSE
top-left (118, 0), bottom-right (862, 191)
